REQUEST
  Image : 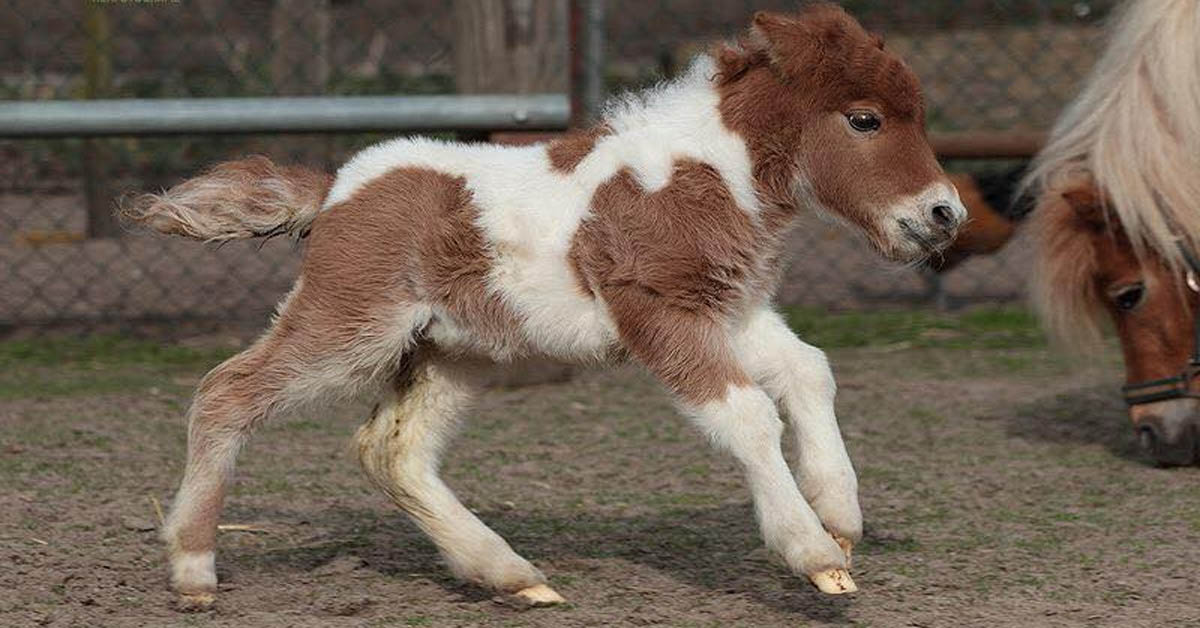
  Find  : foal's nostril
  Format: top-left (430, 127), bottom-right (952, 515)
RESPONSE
top-left (930, 204), bottom-right (957, 230)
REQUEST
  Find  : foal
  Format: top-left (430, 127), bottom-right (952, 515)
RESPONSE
top-left (128, 5), bottom-right (965, 606)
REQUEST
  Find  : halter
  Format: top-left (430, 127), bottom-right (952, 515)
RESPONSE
top-left (1120, 244), bottom-right (1200, 406)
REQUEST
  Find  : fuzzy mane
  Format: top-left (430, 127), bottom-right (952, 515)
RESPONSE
top-left (1028, 177), bottom-right (1107, 348)
top-left (1025, 0), bottom-right (1200, 346)
top-left (1024, 0), bottom-right (1200, 265)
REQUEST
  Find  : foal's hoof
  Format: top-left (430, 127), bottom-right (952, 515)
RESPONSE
top-left (175, 592), bottom-right (216, 612)
top-left (496, 584), bottom-right (567, 609)
top-left (809, 569), bottom-right (858, 595)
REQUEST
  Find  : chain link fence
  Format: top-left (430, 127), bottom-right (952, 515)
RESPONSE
top-left (0, 0), bottom-right (1117, 337)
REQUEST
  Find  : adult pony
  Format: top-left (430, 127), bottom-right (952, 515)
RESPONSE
top-left (1025, 0), bottom-right (1200, 465)
top-left (126, 4), bottom-right (966, 606)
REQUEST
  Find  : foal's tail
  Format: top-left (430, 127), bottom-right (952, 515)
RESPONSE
top-left (122, 156), bottom-right (333, 241)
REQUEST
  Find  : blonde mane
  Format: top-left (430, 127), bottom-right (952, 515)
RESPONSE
top-left (1025, 0), bottom-right (1200, 346)
top-left (1025, 0), bottom-right (1200, 261)
top-left (1028, 180), bottom-right (1107, 348)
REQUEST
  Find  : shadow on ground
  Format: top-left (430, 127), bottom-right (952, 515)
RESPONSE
top-left (230, 501), bottom-right (866, 624)
top-left (1004, 382), bottom-right (1147, 464)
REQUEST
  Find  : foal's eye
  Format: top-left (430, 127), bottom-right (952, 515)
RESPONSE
top-left (846, 111), bottom-right (881, 133)
top-left (1111, 282), bottom-right (1146, 311)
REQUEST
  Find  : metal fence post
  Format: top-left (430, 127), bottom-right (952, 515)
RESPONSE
top-left (570, 0), bottom-right (605, 125)
top-left (83, 1), bottom-right (118, 238)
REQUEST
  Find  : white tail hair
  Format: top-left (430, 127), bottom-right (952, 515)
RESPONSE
top-left (1024, 0), bottom-right (1200, 267)
top-left (122, 156), bottom-right (332, 242)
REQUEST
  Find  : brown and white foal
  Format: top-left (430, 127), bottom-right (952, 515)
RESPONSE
top-left (128, 5), bottom-right (964, 606)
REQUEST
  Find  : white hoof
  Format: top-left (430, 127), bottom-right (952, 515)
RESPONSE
top-left (515, 584), bottom-right (566, 606)
top-left (809, 568), bottom-right (858, 595)
top-left (496, 583), bottom-right (567, 609)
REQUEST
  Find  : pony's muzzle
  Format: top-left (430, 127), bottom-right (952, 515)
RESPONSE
top-left (1133, 413), bottom-right (1198, 466)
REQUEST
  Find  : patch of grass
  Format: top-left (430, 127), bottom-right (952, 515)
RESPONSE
top-left (0, 335), bottom-right (233, 369)
top-left (782, 305), bottom-right (1046, 350)
top-left (0, 336), bottom-right (235, 399)
top-left (0, 367), bottom-right (177, 400)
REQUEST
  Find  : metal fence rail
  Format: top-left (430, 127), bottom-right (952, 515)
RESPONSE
top-left (0, 95), bottom-right (570, 138)
top-left (0, 0), bottom-right (1114, 336)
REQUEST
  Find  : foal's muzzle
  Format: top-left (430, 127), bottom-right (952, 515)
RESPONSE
top-left (898, 208), bottom-right (963, 253)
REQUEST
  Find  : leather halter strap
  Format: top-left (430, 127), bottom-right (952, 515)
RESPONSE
top-left (1121, 243), bottom-right (1200, 406)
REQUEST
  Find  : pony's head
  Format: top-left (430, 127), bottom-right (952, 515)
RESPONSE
top-left (1032, 177), bottom-right (1200, 465)
top-left (717, 3), bottom-right (966, 263)
top-left (1023, 0), bottom-right (1200, 465)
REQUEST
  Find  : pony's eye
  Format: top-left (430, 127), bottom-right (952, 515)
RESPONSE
top-left (1111, 282), bottom-right (1146, 311)
top-left (847, 111), bottom-right (881, 133)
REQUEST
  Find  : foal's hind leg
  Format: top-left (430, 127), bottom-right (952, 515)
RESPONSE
top-left (162, 294), bottom-right (424, 604)
top-left (355, 357), bottom-right (563, 605)
top-left (162, 339), bottom-right (288, 603)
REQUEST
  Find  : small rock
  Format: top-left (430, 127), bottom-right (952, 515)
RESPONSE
top-left (121, 516), bottom-right (157, 532)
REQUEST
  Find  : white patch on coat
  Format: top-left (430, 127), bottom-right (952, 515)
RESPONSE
top-left (322, 56), bottom-right (759, 362)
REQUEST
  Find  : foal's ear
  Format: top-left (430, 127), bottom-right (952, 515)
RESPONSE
top-left (747, 11), bottom-right (800, 65)
top-left (751, 10), bottom-right (832, 67)
top-left (749, 5), bottom-right (874, 71)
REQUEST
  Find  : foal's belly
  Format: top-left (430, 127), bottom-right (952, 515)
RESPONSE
top-left (427, 245), bottom-right (620, 364)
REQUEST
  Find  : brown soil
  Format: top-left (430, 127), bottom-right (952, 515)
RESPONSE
top-left (2, 345), bottom-right (1199, 627)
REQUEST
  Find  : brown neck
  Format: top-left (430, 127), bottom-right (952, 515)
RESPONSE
top-left (716, 67), bottom-right (813, 253)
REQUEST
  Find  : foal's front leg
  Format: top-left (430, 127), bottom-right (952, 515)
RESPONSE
top-left (682, 382), bottom-right (855, 593)
top-left (732, 308), bottom-right (862, 562)
top-left (602, 288), bottom-right (853, 593)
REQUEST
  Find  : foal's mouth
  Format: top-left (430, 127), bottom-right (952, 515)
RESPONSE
top-left (897, 218), bottom-right (950, 257)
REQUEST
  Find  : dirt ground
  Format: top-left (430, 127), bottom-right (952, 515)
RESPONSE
top-left (1, 311), bottom-right (1198, 627)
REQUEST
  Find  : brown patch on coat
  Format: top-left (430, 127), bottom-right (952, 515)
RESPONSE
top-left (307, 168), bottom-right (524, 356)
top-left (713, 4), bottom-right (945, 246)
top-left (547, 127), bottom-right (607, 173)
top-left (169, 167), bottom-right (529, 555)
top-left (569, 160), bottom-right (770, 404)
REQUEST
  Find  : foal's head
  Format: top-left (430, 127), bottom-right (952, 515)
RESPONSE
top-left (717, 4), bottom-right (966, 263)
top-left (1033, 180), bottom-right (1200, 465)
